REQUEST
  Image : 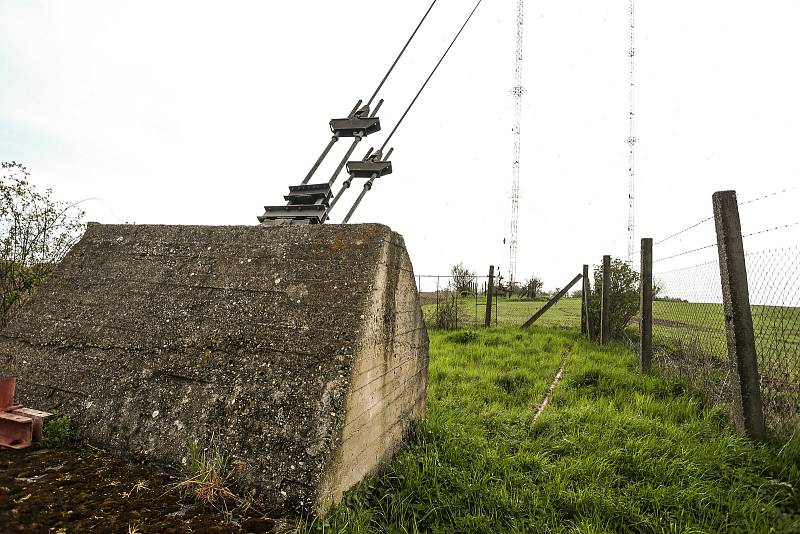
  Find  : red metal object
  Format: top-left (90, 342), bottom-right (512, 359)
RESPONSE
top-left (0, 377), bottom-right (52, 450)
top-left (0, 377), bottom-right (16, 410)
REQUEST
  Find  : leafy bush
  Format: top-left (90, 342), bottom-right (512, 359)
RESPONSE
top-left (1, 162), bottom-right (85, 326)
top-left (0, 259), bottom-right (56, 322)
top-left (521, 276), bottom-right (543, 298)
top-left (586, 258), bottom-right (639, 340)
top-left (449, 263), bottom-right (475, 294)
top-left (425, 292), bottom-right (458, 330)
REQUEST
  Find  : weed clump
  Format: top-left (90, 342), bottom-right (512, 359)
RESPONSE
top-left (175, 437), bottom-right (236, 506)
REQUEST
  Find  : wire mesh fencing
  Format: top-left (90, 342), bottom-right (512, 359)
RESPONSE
top-left (650, 256), bottom-right (734, 410)
top-left (415, 275), bottom-right (582, 330)
top-left (745, 247), bottom-right (800, 434)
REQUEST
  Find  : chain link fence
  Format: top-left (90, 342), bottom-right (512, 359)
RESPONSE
top-left (746, 247), bottom-right (800, 434)
top-left (416, 275), bottom-right (581, 330)
top-left (651, 257), bottom-right (734, 411)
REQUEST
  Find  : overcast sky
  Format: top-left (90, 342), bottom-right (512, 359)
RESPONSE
top-left (2, 0), bottom-right (798, 290)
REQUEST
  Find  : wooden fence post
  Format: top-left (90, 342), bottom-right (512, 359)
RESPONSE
top-left (639, 238), bottom-right (653, 372)
top-left (485, 266), bottom-right (495, 328)
top-left (600, 255), bottom-right (611, 344)
top-left (713, 190), bottom-right (766, 442)
top-left (581, 264), bottom-right (590, 337)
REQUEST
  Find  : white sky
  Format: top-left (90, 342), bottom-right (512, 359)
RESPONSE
top-left (1, 0), bottom-right (799, 291)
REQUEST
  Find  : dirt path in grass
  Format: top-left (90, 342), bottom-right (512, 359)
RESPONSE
top-left (532, 344), bottom-right (572, 422)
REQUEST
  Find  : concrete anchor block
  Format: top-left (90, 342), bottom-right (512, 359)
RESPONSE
top-left (0, 223), bottom-right (429, 514)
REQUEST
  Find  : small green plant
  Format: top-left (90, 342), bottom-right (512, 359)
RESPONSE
top-left (39, 412), bottom-right (72, 449)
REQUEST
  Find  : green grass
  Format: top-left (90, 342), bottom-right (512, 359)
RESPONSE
top-left (300, 328), bottom-right (799, 533)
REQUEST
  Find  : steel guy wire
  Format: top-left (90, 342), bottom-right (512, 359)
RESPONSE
top-left (366, 0), bottom-right (439, 109)
top-left (380, 0), bottom-right (485, 152)
top-left (342, 0), bottom-right (484, 224)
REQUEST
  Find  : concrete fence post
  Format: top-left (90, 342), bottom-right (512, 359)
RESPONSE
top-left (639, 238), bottom-right (654, 373)
top-left (713, 190), bottom-right (766, 442)
top-left (485, 266), bottom-right (495, 328)
top-left (600, 255), bottom-right (611, 344)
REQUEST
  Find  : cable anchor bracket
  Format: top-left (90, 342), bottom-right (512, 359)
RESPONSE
top-left (258, 99), bottom-right (384, 226)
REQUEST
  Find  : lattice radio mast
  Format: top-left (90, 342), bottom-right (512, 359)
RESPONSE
top-left (627, 0), bottom-right (637, 261)
top-left (509, 0), bottom-right (525, 288)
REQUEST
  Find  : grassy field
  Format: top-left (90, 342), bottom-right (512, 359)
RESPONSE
top-left (647, 299), bottom-right (800, 435)
top-left (422, 296), bottom-right (583, 329)
top-left (650, 301), bottom-right (800, 366)
top-left (301, 327), bottom-right (799, 533)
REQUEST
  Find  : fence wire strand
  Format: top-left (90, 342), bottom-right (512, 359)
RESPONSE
top-left (648, 184), bottom-right (798, 251)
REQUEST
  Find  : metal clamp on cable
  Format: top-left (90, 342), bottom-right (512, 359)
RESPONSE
top-left (346, 148), bottom-right (393, 179)
top-left (341, 148), bottom-right (394, 224)
top-left (259, 100), bottom-right (383, 226)
top-left (329, 100), bottom-right (383, 138)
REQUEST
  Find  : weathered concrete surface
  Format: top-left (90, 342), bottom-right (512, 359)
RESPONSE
top-left (0, 224), bottom-right (428, 514)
